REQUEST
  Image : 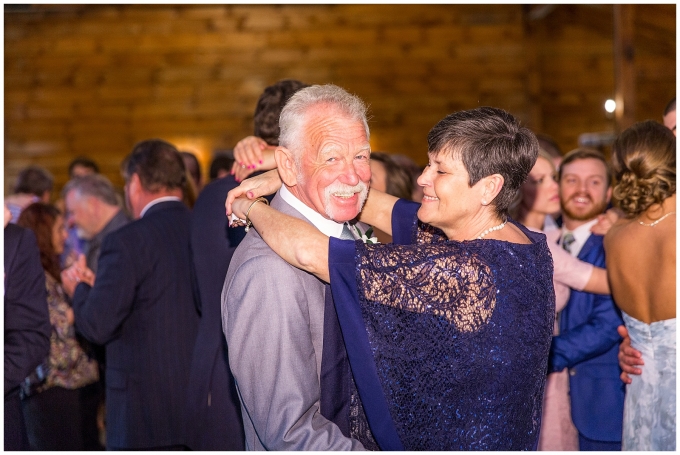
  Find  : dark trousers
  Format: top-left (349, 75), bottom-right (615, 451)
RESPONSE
top-left (579, 433), bottom-right (622, 451)
top-left (22, 382), bottom-right (103, 450)
top-left (5, 390), bottom-right (29, 450)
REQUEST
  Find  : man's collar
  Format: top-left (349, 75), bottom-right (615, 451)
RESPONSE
top-left (140, 196), bottom-right (181, 218)
top-left (562, 218), bottom-right (599, 256)
top-left (89, 209), bottom-right (125, 244)
top-left (279, 185), bottom-right (345, 238)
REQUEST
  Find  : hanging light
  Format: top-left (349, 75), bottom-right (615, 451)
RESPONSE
top-left (604, 99), bottom-right (617, 113)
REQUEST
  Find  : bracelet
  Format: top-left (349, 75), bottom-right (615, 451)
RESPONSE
top-left (244, 197), bottom-right (269, 232)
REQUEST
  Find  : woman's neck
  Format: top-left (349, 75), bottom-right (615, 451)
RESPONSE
top-left (519, 209), bottom-right (546, 231)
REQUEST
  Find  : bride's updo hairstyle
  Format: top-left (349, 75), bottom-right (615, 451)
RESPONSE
top-left (611, 120), bottom-right (676, 217)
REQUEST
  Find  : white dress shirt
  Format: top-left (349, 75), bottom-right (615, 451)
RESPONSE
top-left (561, 218), bottom-right (599, 257)
top-left (279, 185), bottom-right (346, 239)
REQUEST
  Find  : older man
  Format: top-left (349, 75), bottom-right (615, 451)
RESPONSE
top-left (63, 175), bottom-right (129, 274)
top-left (63, 139), bottom-right (199, 450)
top-left (222, 85), bottom-right (375, 450)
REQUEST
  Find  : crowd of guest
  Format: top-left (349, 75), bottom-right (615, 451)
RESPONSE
top-left (4, 82), bottom-right (675, 451)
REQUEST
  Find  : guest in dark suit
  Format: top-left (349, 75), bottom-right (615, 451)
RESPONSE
top-left (184, 79), bottom-right (307, 450)
top-left (4, 218), bottom-right (51, 450)
top-left (548, 148), bottom-right (625, 451)
top-left (62, 139), bottom-right (199, 450)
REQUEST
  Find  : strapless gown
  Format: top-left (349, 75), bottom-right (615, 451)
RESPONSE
top-left (621, 313), bottom-right (676, 451)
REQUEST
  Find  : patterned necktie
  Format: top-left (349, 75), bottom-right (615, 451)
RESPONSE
top-left (340, 222), bottom-right (355, 240)
top-left (562, 232), bottom-right (575, 254)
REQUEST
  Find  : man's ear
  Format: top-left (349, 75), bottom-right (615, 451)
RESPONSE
top-left (605, 185), bottom-right (613, 204)
top-left (480, 174), bottom-right (505, 206)
top-left (275, 147), bottom-right (298, 187)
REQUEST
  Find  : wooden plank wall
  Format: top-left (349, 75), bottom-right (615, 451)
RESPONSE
top-left (4, 4), bottom-right (675, 195)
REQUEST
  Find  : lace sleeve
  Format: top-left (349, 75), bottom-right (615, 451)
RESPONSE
top-left (356, 241), bottom-right (496, 333)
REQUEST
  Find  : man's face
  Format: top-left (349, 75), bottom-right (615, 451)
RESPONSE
top-left (291, 107), bottom-right (372, 222)
top-left (65, 190), bottom-right (97, 239)
top-left (663, 110), bottom-right (676, 136)
top-left (559, 157), bottom-right (611, 224)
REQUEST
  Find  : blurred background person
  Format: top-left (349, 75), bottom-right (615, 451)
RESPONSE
top-left (605, 120), bottom-right (675, 451)
top-left (512, 149), bottom-right (611, 451)
top-left (4, 210), bottom-right (52, 450)
top-left (5, 165), bottom-right (54, 224)
top-left (369, 152), bottom-right (414, 243)
top-left (17, 203), bottom-right (101, 450)
top-left (61, 158), bottom-right (102, 268)
top-left (62, 175), bottom-right (130, 274)
top-left (209, 152), bottom-right (235, 181)
top-left (390, 154), bottom-right (424, 202)
top-left (68, 157), bottom-right (100, 179)
top-left (662, 97), bottom-right (676, 135)
top-left (181, 151), bottom-right (204, 193)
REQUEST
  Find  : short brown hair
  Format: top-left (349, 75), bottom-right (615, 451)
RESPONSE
top-left (253, 79), bottom-right (309, 146)
top-left (123, 139), bottom-right (186, 192)
top-left (558, 147), bottom-right (612, 187)
top-left (427, 106), bottom-right (539, 217)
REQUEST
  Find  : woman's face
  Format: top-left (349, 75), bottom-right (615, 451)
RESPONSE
top-left (369, 159), bottom-right (388, 193)
top-left (520, 156), bottom-right (560, 216)
top-left (416, 152), bottom-right (485, 236)
top-left (51, 215), bottom-right (68, 255)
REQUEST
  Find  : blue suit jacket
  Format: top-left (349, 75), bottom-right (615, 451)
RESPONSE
top-left (549, 233), bottom-right (624, 442)
top-left (185, 176), bottom-right (245, 450)
top-left (4, 224), bottom-right (51, 450)
top-left (72, 201), bottom-right (199, 449)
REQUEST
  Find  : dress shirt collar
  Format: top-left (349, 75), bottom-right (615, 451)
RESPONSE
top-left (279, 185), bottom-right (345, 238)
top-left (140, 196), bottom-right (181, 218)
top-left (561, 218), bottom-right (599, 257)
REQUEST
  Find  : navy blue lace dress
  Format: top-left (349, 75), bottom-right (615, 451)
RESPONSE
top-left (329, 199), bottom-right (555, 450)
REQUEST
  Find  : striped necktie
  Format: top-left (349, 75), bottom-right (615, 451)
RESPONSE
top-left (340, 222), bottom-right (355, 240)
top-left (562, 232), bottom-right (575, 254)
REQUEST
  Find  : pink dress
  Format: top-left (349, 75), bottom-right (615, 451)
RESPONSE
top-left (536, 229), bottom-right (593, 451)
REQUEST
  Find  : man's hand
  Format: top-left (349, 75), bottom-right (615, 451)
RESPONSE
top-left (230, 136), bottom-right (278, 182)
top-left (4, 204), bottom-right (11, 227)
top-left (60, 254), bottom-right (95, 297)
top-left (618, 325), bottom-right (643, 384)
top-left (225, 170), bottom-right (283, 218)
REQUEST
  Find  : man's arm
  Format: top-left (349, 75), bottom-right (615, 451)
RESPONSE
top-left (223, 255), bottom-right (364, 450)
top-left (617, 325), bottom-right (643, 384)
top-left (549, 291), bottom-right (623, 372)
top-left (71, 232), bottom-right (137, 345)
top-left (4, 227), bottom-right (51, 395)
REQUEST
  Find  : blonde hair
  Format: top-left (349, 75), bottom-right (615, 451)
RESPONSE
top-left (611, 120), bottom-right (676, 217)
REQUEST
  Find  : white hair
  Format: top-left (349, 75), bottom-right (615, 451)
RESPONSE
top-left (278, 84), bottom-right (370, 156)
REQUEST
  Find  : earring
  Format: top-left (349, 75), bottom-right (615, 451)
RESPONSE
top-left (481, 200), bottom-right (487, 205)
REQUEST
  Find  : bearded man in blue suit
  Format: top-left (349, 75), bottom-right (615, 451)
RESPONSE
top-left (548, 148), bottom-right (624, 451)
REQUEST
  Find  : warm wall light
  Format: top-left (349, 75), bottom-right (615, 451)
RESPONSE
top-left (604, 99), bottom-right (617, 113)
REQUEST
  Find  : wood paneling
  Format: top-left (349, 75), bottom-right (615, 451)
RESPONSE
top-left (4, 4), bottom-right (675, 196)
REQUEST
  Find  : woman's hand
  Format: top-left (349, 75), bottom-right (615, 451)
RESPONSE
top-left (230, 136), bottom-right (278, 182)
top-left (225, 169), bottom-right (283, 217)
top-left (60, 254), bottom-right (95, 297)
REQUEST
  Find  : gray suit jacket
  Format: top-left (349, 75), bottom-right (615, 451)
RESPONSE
top-left (221, 192), bottom-right (364, 451)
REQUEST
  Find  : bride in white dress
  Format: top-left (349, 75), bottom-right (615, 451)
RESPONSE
top-left (604, 120), bottom-right (676, 451)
